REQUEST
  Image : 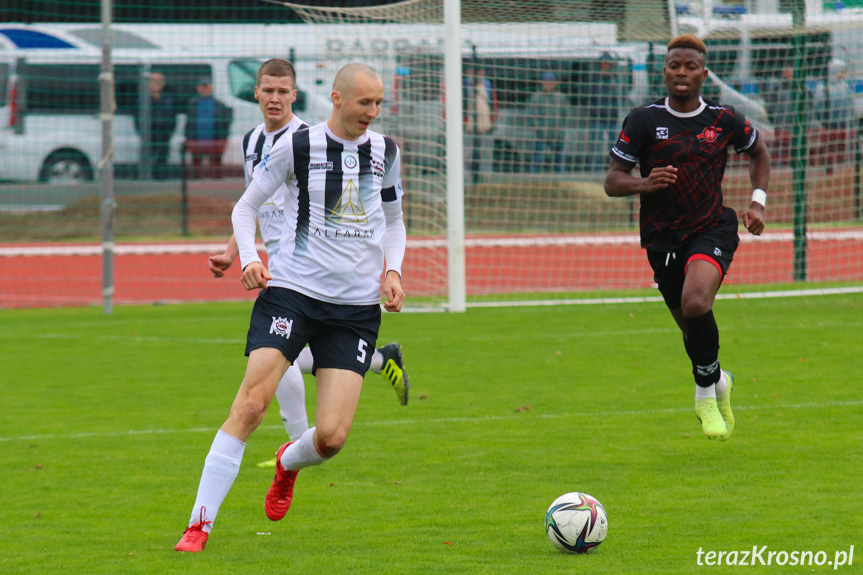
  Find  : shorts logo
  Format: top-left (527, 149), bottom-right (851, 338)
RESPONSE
top-left (269, 317), bottom-right (293, 339)
top-left (714, 247), bottom-right (722, 257)
top-left (656, 127), bottom-right (669, 140)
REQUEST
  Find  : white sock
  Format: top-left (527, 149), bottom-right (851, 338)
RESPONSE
top-left (275, 364), bottom-right (309, 442)
top-left (369, 348), bottom-right (383, 374)
top-left (715, 370), bottom-right (728, 397)
top-left (279, 427), bottom-right (326, 471)
top-left (295, 347), bottom-right (314, 374)
top-left (189, 430), bottom-right (245, 532)
top-left (694, 384), bottom-right (717, 401)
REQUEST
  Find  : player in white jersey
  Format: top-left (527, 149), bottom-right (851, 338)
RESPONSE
top-left (205, 60), bottom-right (408, 472)
top-left (176, 63), bottom-right (406, 553)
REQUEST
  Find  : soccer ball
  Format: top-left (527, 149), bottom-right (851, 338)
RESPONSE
top-left (545, 492), bottom-right (608, 554)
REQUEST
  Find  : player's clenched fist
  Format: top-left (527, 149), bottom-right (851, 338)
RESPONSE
top-left (240, 261), bottom-right (272, 290)
top-left (742, 203), bottom-right (766, 236)
top-left (641, 165), bottom-right (678, 193)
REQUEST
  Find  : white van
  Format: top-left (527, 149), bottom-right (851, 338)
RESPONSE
top-left (0, 26), bottom-right (332, 182)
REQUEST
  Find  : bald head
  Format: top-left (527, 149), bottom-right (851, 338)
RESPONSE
top-left (333, 63), bottom-right (381, 98)
top-left (328, 62), bottom-right (385, 140)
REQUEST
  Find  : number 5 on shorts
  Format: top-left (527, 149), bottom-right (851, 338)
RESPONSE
top-left (356, 339), bottom-right (368, 363)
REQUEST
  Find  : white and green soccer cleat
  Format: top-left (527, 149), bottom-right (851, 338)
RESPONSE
top-left (695, 397), bottom-right (727, 439)
top-left (715, 370), bottom-right (735, 441)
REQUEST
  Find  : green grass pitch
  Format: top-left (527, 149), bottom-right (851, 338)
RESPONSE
top-left (1, 294), bottom-right (861, 574)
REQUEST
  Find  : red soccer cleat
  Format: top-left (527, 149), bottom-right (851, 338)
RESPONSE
top-left (264, 442), bottom-right (300, 521)
top-left (175, 507), bottom-right (213, 552)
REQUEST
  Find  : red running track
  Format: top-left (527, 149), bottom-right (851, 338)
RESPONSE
top-left (1, 232), bottom-right (861, 308)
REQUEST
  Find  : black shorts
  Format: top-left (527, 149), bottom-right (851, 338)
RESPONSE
top-left (245, 287), bottom-right (381, 376)
top-left (647, 209), bottom-right (740, 310)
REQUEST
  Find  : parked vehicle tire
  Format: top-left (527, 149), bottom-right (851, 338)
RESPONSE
top-left (38, 150), bottom-right (94, 183)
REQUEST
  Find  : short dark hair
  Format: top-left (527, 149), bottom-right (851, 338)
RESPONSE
top-left (667, 34), bottom-right (707, 55)
top-left (257, 59), bottom-right (297, 87)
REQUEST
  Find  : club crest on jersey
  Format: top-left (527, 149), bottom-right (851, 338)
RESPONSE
top-left (269, 317), bottom-right (293, 338)
top-left (656, 127), bottom-right (669, 140)
top-left (342, 152), bottom-right (360, 174)
top-left (698, 126), bottom-right (722, 143)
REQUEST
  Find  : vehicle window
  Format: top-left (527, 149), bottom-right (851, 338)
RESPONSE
top-left (480, 57), bottom-right (632, 109)
top-left (25, 64), bottom-right (101, 113)
top-left (395, 54), bottom-right (443, 102)
top-left (115, 64), bottom-right (142, 114)
top-left (0, 62), bottom-right (8, 106)
top-left (25, 63), bottom-right (144, 115)
top-left (228, 59), bottom-right (259, 103)
top-left (393, 53), bottom-right (634, 112)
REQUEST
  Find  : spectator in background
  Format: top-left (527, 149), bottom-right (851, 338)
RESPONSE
top-left (588, 52), bottom-right (622, 171)
top-left (814, 59), bottom-right (854, 171)
top-left (762, 66), bottom-right (813, 165)
top-left (135, 71), bottom-right (177, 179)
top-left (185, 77), bottom-right (233, 179)
top-left (763, 66), bottom-right (796, 132)
top-left (528, 71), bottom-right (569, 173)
top-left (463, 64), bottom-right (498, 183)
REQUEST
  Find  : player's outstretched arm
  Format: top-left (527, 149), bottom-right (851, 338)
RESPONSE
top-left (208, 234), bottom-right (240, 278)
top-left (382, 270), bottom-right (405, 313)
top-left (743, 138), bottom-right (770, 236)
top-left (604, 159), bottom-right (677, 197)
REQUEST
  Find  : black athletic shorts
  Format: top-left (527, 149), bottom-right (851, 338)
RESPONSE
top-left (245, 287), bottom-right (381, 376)
top-left (646, 208), bottom-right (740, 310)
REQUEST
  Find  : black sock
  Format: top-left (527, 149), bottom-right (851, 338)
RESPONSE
top-left (684, 310), bottom-right (721, 387)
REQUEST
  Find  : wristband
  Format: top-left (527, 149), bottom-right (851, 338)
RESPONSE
top-left (751, 188), bottom-right (766, 207)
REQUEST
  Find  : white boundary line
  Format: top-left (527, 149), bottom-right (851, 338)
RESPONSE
top-left (2, 229), bottom-right (863, 256)
top-left (465, 286), bottom-right (863, 308)
top-left (2, 399), bottom-right (861, 443)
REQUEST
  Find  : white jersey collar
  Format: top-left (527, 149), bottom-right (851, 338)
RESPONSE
top-left (324, 123), bottom-right (371, 146)
top-left (664, 96), bottom-right (706, 118)
top-left (263, 115), bottom-right (301, 137)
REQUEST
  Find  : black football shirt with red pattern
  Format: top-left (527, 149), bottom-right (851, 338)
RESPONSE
top-left (610, 97), bottom-right (758, 252)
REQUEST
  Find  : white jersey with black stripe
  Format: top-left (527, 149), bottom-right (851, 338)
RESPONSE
top-left (241, 115), bottom-right (307, 253)
top-left (249, 122), bottom-right (404, 305)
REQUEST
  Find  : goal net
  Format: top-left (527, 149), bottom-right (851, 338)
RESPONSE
top-left (266, 0), bottom-right (863, 307)
top-left (2, 0), bottom-right (862, 310)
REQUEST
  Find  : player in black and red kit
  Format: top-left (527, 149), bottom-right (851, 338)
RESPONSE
top-left (604, 34), bottom-right (770, 440)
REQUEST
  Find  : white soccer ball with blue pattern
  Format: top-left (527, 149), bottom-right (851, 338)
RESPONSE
top-left (545, 492), bottom-right (608, 553)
